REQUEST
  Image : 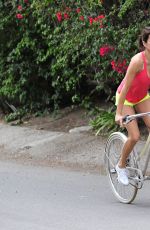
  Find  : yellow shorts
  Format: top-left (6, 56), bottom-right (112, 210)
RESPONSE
top-left (115, 92), bottom-right (150, 107)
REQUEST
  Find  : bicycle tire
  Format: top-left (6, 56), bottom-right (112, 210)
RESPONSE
top-left (104, 132), bottom-right (138, 204)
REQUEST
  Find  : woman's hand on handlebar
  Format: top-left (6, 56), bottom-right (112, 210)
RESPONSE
top-left (115, 114), bottom-right (124, 127)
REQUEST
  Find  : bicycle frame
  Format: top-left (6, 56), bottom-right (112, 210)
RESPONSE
top-left (137, 132), bottom-right (150, 177)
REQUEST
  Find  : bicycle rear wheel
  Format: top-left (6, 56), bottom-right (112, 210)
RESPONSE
top-left (104, 132), bottom-right (138, 204)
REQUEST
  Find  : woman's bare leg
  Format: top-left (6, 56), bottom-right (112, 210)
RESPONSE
top-left (118, 105), bottom-right (140, 168)
top-left (118, 99), bottom-right (150, 168)
top-left (135, 98), bottom-right (150, 129)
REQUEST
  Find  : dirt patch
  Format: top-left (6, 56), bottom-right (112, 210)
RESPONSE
top-left (4, 106), bottom-right (92, 133)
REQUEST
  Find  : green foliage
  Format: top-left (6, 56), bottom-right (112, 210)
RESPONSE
top-left (118, 0), bottom-right (136, 18)
top-left (0, 0), bottom-right (149, 117)
top-left (90, 107), bottom-right (122, 135)
top-left (5, 108), bottom-right (26, 123)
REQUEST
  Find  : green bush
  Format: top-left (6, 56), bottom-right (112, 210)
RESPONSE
top-left (0, 0), bottom-right (149, 114)
top-left (90, 107), bottom-right (116, 135)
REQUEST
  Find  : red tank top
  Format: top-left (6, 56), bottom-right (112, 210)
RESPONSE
top-left (117, 52), bottom-right (150, 103)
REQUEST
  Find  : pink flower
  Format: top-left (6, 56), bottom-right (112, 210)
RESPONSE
top-left (97, 15), bottom-right (105, 28)
top-left (79, 15), bottom-right (84, 21)
top-left (99, 45), bottom-right (114, 56)
top-left (97, 15), bottom-right (105, 19)
top-left (64, 13), bottom-right (70, 20)
top-left (89, 15), bottom-right (105, 27)
top-left (111, 59), bottom-right (128, 74)
top-left (56, 12), bottom-right (62, 22)
top-left (16, 13), bottom-right (23, 19)
top-left (17, 5), bottom-right (22, 11)
top-left (76, 8), bottom-right (81, 13)
top-left (111, 60), bottom-right (115, 67)
top-left (89, 17), bottom-right (94, 25)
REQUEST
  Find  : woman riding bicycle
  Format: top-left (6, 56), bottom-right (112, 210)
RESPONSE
top-left (115, 26), bottom-right (150, 185)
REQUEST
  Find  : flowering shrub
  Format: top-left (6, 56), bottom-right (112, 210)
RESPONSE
top-left (99, 45), bottom-right (114, 57)
top-left (16, 13), bottom-right (23, 19)
top-left (88, 14), bottom-right (105, 27)
top-left (111, 60), bottom-right (128, 74)
top-left (0, 0), bottom-right (149, 112)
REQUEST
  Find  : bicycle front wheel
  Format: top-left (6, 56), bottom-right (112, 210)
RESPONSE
top-left (104, 132), bottom-right (138, 204)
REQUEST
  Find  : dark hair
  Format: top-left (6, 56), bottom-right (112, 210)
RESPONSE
top-left (138, 27), bottom-right (150, 50)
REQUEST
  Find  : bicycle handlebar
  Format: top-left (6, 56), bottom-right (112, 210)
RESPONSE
top-left (123, 112), bottom-right (150, 124)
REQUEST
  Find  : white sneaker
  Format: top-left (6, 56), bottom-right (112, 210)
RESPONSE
top-left (115, 164), bottom-right (129, 186)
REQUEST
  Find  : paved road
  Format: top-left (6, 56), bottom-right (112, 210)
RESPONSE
top-left (0, 161), bottom-right (150, 230)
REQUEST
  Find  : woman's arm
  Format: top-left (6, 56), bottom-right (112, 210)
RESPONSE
top-left (115, 55), bottom-right (142, 125)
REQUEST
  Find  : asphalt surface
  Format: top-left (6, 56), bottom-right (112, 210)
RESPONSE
top-left (1, 161), bottom-right (150, 230)
top-left (0, 122), bottom-right (148, 174)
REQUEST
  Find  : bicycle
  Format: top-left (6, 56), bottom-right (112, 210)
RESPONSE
top-left (104, 112), bottom-right (150, 204)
